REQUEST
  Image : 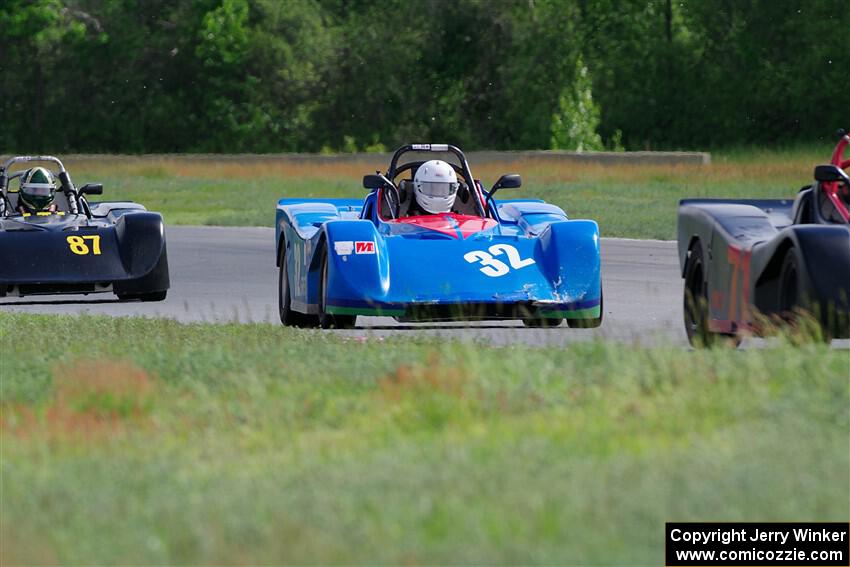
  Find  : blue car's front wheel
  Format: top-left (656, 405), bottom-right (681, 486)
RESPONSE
top-left (566, 290), bottom-right (604, 329)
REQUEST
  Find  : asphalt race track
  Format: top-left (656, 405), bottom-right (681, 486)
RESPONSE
top-left (2, 225), bottom-right (699, 346)
top-left (8, 225), bottom-right (847, 347)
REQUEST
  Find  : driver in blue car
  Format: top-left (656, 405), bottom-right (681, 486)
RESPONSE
top-left (17, 167), bottom-right (58, 214)
top-left (407, 159), bottom-right (459, 215)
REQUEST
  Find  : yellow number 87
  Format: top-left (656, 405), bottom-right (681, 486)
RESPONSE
top-left (67, 235), bottom-right (102, 255)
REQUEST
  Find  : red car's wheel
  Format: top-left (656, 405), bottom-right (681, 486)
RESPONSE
top-left (683, 242), bottom-right (740, 348)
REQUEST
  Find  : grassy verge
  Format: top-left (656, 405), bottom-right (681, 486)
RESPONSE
top-left (57, 145), bottom-right (833, 239)
top-left (2, 313), bottom-right (847, 564)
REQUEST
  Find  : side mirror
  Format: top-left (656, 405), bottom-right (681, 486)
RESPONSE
top-left (493, 174), bottom-right (521, 191)
top-left (363, 174), bottom-right (384, 189)
top-left (814, 165), bottom-right (850, 184)
top-left (488, 174), bottom-right (522, 203)
top-left (79, 183), bottom-right (103, 195)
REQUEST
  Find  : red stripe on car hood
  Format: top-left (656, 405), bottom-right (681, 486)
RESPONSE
top-left (389, 214), bottom-right (497, 239)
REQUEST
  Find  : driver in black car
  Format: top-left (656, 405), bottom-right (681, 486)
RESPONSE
top-left (17, 167), bottom-right (58, 214)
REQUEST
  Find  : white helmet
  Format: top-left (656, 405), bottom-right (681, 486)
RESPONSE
top-left (414, 159), bottom-right (458, 214)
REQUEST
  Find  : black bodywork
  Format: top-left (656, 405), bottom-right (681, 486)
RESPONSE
top-left (677, 174), bottom-right (850, 344)
top-left (0, 156), bottom-right (169, 301)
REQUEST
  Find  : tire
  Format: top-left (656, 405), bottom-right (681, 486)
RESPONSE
top-left (566, 290), bottom-right (604, 329)
top-left (118, 290), bottom-right (167, 302)
top-left (522, 317), bottom-right (563, 328)
top-left (778, 248), bottom-right (799, 318)
top-left (278, 243), bottom-right (318, 328)
top-left (683, 242), bottom-right (739, 348)
top-left (318, 248), bottom-right (356, 330)
top-left (777, 247), bottom-right (830, 342)
top-left (279, 245), bottom-right (298, 326)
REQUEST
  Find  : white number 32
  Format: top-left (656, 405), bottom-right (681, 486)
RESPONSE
top-left (463, 244), bottom-right (536, 277)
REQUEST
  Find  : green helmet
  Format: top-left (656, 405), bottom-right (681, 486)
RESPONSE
top-left (20, 167), bottom-right (56, 211)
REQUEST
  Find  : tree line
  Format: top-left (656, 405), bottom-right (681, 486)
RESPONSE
top-left (1, 0), bottom-right (846, 154)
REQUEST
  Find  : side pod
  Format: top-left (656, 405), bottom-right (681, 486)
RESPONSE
top-left (319, 220), bottom-right (390, 309)
top-left (538, 220), bottom-right (602, 304)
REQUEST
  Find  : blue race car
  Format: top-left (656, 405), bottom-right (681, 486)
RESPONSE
top-left (274, 143), bottom-right (602, 328)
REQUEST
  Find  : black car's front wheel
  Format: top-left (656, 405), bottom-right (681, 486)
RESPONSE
top-left (318, 248), bottom-right (356, 330)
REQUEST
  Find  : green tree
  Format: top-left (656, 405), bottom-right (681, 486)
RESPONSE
top-left (192, 0), bottom-right (333, 151)
top-left (550, 57), bottom-right (604, 151)
top-left (2, 0), bottom-right (846, 153)
top-left (0, 0), bottom-right (87, 150)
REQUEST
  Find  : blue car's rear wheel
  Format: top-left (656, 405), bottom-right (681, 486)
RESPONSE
top-left (318, 247), bottom-right (356, 330)
top-left (522, 316), bottom-right (563, 328)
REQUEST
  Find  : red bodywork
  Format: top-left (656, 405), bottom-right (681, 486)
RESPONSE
top-left (378, 178), bottom-right (494, 239)
top-left (825, 134), bottom-right (850, 222)
top-left (388, 213), bottom-right (498, 239)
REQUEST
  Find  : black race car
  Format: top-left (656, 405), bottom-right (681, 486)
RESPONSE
top-left (0, 156), bottom-right (169, 301)
top-left (677, 133), bottom-right (850, 345)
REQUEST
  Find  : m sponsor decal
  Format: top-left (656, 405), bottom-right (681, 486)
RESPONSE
top-left (355, 241), bottom-right (376, 254)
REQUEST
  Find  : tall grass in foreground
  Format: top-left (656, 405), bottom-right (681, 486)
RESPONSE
top-left (1, 313), bottom-right (847, 564)
top-left (55, 145), bottom-right (833, 238)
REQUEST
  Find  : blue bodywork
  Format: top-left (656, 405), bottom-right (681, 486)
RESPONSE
top-left (275, 191), bottom-right (602, 321)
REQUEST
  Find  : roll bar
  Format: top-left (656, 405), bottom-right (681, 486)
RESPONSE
top-left (386, 144), bottom-right (486, 217)
top-left (0, 155), bottom-right (80, 216)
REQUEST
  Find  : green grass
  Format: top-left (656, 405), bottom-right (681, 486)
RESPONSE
top-left (2, 313), bottom-right (847, 564)
top-left (85, 174), bottom-right (354, 227)
top-left (53, 144), bottom-right (836, 239)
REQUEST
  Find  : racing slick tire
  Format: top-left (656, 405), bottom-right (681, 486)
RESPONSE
top-left (117, 290), bottom-right (167, 302)
top-left (683, 242), bottom-right (740, 348)
top-left (278, 244), bottom-right (319, 328)
top-left (522, 317), bottom-right (563, 328)
top-left (566, 291), bottom-right (604, 329)
top-left (318, 248), bottom-right (356, 330)
top-left (778, 247), bottom-right (831, 343)
top-left (778, 247), bottom-right (800, 319)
